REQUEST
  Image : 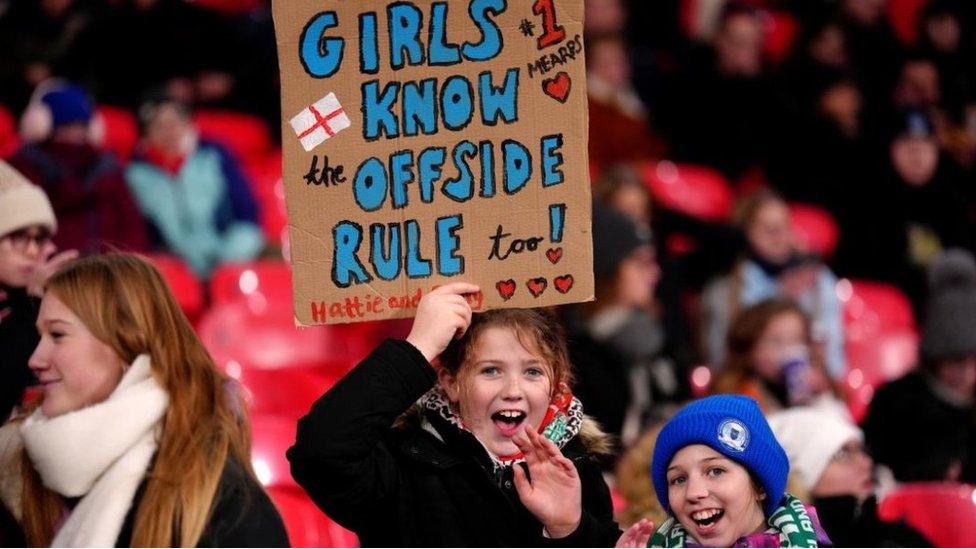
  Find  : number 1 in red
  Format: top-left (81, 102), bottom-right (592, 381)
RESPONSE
top-left (533, 0), bottom-right (566, 49)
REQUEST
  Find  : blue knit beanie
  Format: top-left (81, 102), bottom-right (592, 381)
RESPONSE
top-left (41, 84), bottom-right (94, 128)
top-left (651, 395), bottom-right (789, 517)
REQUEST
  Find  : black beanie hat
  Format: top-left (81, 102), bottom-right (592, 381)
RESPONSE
top-left (921, 248), bottom-right (976, 364)
top-left (591, 200), bottom-right (652, 280)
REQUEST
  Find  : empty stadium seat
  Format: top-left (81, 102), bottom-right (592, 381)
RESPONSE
top-left (0, 104), bottom-right (18, 159)
top-left (232, 365), bottom-right (335, 419)
top-left (250, 413), bottom-right (300, 489)
top-left (843, 328), bottom-right (919, 422)
top-left (197, 299), bottom-right (375, 377)
top-left (640, 160), bottom-right (734, 223)
top-left (789, 203), bottom-right (839, 259)
top-left (194, 109), bottom-right (272, 163)
top-left (243, 150), bottom-right (288, 246)
top-left (267, 486), bottom-right (359, 548)
top-left (762, 11), bottom-right (799, 65)
top-left (193, 0), bottom-right (262, 16)
top-left (878, 483), bottom-right (976, 547)
top-left (209, 259), bottom-right (292, 305)
top-left (94, 105), bottom-right (139, 161)
top-left (887, 0), bottom-right (929, 46)
top-left (146, 253), bottom-right (205, 322)
top-left (839, 279), bottom-right (917, 343)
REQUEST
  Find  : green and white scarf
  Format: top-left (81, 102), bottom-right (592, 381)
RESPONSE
top-left (648, 494), bottom-right (822, 548)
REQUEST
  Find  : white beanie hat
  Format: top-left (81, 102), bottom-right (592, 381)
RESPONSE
top-left (0, 160), bottom-right (57, 238)
top-left (767, 407), bottom-right (863, 492)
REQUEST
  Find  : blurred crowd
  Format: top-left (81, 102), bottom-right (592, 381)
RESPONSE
top-left (2, 0), bottom-right (976, 546)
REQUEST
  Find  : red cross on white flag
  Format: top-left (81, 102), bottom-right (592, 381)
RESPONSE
top-left (289, 92), bottom-right (351, 152)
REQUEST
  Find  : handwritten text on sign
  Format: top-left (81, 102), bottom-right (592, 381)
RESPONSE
top-left (273, 0), bottom-right (593, 324)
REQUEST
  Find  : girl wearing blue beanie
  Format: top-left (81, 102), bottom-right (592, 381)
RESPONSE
top-left (621, 395), bottom-right (832, 547)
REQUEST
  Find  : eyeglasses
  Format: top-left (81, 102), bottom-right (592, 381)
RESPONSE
top-left (2, 228), bottom-right (52, 252)
top-left (831, 442), bottom-right (868, 463)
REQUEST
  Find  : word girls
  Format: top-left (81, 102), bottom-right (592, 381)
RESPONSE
top-left (300, 0), bottom-right (507, 79)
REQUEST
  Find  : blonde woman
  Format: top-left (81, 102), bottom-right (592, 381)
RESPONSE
top-left (0, 253), bottom-right (287, 547)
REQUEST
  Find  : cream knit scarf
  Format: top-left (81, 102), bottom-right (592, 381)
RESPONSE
top-left (19, 354), bottom-right (169, 547)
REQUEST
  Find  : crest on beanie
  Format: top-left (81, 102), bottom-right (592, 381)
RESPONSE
top-left (717, 418), bottom-right (749, 452)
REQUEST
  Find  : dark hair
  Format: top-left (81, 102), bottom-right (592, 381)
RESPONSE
top-left (712, 298), bottom-right (833, 396)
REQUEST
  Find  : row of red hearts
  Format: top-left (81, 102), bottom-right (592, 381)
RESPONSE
top-left (495, 275), bottom-right (574, 300)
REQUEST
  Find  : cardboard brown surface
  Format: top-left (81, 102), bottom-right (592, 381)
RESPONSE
top-left (272, 0), bottom-right (592, 325)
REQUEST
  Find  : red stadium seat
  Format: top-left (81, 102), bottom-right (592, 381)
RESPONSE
top-left (789, 203), bottom-right (839, 259)
top-left (839, 279), bottom-right (916, 342)
top-left (640, 161), bottom-right (734, 223)
top-left (94, 105), bottom-right (139, 162)
top-left (250, 414), bottom-right (300, 489)
top-left (878, 483), bottom-right (976, 547)
top-left (243, 150), bottom-right (288, 246)
top-left (232, 365), bottom-right (334, 419)
top-left (843, 328), bottom-right (919, 422)
top-left (838, 279), bottom-right (919, 421)
top-left (209, 259), bottom-right (292, 305)
top-left (146, 253), bottom-right (205, 322)
top-left (197, 299), bottom-right (374, 377)
top-left (0, 104), bottom-right (18, 159)
top-left (887, 0), bottom-right (929, 46)
top-left (193, 0), bottom-right (262, 16)
top-left (762, 11), bottom-right (799, 66)
top-left (193, 109), bottom-right (272, 164)
top-left (267, 486), bottom-right (359, 548)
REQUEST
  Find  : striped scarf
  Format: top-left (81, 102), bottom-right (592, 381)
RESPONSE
top-left (648, 494), bottom-right (828, 548)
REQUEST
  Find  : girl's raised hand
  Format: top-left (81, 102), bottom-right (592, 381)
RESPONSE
top-left (512, 426), bottom-right (582, 539)
top-left (616, 518), bottom-right (655, 548)
top-left (405, 283), bottom-right (480, 362)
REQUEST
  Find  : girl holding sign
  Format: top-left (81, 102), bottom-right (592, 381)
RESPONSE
top-left (289, 283), bottom-right (623, 546)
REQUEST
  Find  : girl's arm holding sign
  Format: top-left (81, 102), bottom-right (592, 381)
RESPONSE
top-left (288, 283), bottom-right (621, 546)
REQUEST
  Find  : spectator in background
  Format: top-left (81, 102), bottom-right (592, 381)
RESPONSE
top-left (833, 110), bottom-right (969, 310)
top-left (0, 0), bottom-right (91, 114)
top-left (837, 0), bottom-right (903, 102)
top-left (126, 94), bottom-right (263, 278)
top-left (586, 34), bottom-right (665, 173)
top-left (702, 189), bottom-right (845, 378)
top-left (591, 166), bottom-right (705, 382)
top-left (0, 253), bottom-right (288, 546)
top-left (9, 81), bottom-right (148, 254)
top-left (0, 161), bottom-right (76, 423)
top-left (770, 70), bottom-right (870, 217)
top-left (711, 298), bottom-right (847, 418)
top-left (655, 3), bottom-right (776, 180)
top-left (862, 249), bottom-right (976, 484)
top-left (918, 0), bottom-right (975, 115)
top-left (58, 0), bottom-right (237, 111)
top-left (769, 407), bottom-right (932, 547)
top-left (565, 201), bottom-right (676, 450)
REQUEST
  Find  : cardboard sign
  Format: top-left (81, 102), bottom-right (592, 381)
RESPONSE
top-left (273, 0), bottom-right (592, 325)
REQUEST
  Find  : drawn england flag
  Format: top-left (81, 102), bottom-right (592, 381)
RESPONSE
top-left (289, 92), bottom-right (351, 152)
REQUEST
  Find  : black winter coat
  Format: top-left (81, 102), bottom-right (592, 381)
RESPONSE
top-left (862, 371), bottom-right (976, 482)
top-left (115, 457), bottom-right (289, 547)
top-left (0, 285), bottom-right (39, 423)
top-left (288, 339), bottom-right (622, 547)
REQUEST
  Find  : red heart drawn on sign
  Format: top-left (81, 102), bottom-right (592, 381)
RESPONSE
top-left (526, 278), bottom-right (548, 298)
top-left (496, 279), bottom-right (516, 300)
top-left (542, 72), bottom-right (571, 103)
top-left (546, 247), bottom-right (563, 264)
top-left (554, 275), bottom-right (574, 294)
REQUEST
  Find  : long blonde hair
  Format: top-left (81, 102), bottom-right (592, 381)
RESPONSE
top-left (19, 253), bottom-right (255, 547)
